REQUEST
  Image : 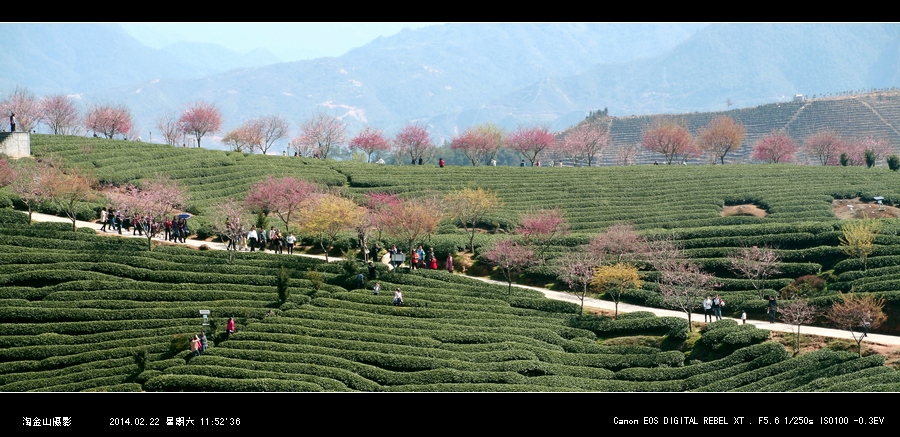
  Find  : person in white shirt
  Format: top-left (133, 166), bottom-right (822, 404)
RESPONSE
top-left (247, 227), bottom-right (258, 252)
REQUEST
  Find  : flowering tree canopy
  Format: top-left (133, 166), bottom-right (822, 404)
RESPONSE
top-left (517, 208), bottom-right (570, 264)
top-left (697, 115), bottom-right (746, 164)
top-left (641, 118), bottom-right (695, 165)
top-left (752, 131), bottom-right (797, 163)
top-left (245, 176), bottom-right (320, 232)
top-left (39, 94), bottom-right (80, 135)
top-left (394, 122), bottom-right (433, 164)
top-left (559, 121), bottom-right (609, 167)
top-left (349, 126), bottom-right (391, 162)
top-left (804, 130), bottom-right (843, 166)
top-left (444, 187), bottom-right (500, 255)
top-left (483, 239), bottom-right (534, 298)
top-left (507, 125), bottom-right (555, 166)
top-left (451, 123), bottom-right (504, 166)
top-left (178, 100), bottom-right (223, 148)
top-left (827, 293), bottom-right (887, 357)
top-left (293, 111), bottom-right (347, 159)
top-left (1, 86), bottom-right (40, 133)
top-left (296, 193), bottom-right (364, 262)
top-left (728, 245), bottom-right (781, 298)
top-left (84, 103), bottom-right (133, 139)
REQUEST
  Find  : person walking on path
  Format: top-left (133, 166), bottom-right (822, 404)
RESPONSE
top-left (393, 288), bottom-right (403, 306)
top-left (741, 310), bottom-right (747, 325)
top-left (373, 282), bottom-right (381, 296)
top-left (247, 227), bottom-right (258, 252)
top-left (446, 254), bottom-right (454, 273)
top-left (190, 335), bottom-right (201, 356)
top-left (712, 294), bottom-right (724, 321)
top-left (703, 296), bottom-right (713, 322)
top-left (199, 332), bottom-right (208, 352)
top-left (767, 295), bottom-right (778, 323)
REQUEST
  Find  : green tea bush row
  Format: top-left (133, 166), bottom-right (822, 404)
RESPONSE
top-left (699, 324), bottom-right (771, 350)
top-left (748, 353), bottom-right (885, 392)
top-left (808, 367), bottom-right (900, 392)
top-left (692, 349), bottom-right (858, 392)
top-left (144, 374), bottom-right (324, 392)
top-left (185, 354), bottom-right (381, 391)
top-left (615, 342), bottom-right (787, 382)
top-left (0, 364), bottom-right (138, 391)
top-left (162, 364), bottom-right (352, 391)
top-left (569, 314), bottom-right (689, 340)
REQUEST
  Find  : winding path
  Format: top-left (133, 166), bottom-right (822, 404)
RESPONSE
top-left (22, 210), bottom-right (900, 347)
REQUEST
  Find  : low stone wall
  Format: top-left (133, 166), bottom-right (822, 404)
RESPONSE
top-left (0, 132), bottom-right (31, 158)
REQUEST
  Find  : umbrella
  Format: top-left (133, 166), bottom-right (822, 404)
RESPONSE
top-left (176, 212), bottom-right (192, 220)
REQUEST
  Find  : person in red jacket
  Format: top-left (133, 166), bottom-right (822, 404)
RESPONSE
top-left (226, 317), bottom-right (235, 339)
top-left (439, 158), bottom-right (445, 168)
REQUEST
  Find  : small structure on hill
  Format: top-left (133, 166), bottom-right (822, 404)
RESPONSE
top-left (0, 132), bottom-right (30, 158)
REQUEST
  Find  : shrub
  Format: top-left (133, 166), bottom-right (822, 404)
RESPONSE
top-left (887, 155), bottom-right (900, 171)
top-left (276, 267), bottom-right (291, 304)
top-left (780, 275), bottom-right (827, 299)
top-left (169, 333), bottom-right (193, 354)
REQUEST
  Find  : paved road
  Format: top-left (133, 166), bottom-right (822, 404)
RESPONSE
top-left (23, 211), bottom-right (900, 347)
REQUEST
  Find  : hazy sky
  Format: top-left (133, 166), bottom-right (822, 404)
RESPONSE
top-left (120, 23), bottom-right (440, 62)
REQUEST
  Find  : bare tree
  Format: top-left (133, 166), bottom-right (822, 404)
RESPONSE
top-left (155, 111), bottom-right (182, 146)
top-left (780, 299), bottom-right (818, 355)
top-left (728, 245), bottom-right (781, 299)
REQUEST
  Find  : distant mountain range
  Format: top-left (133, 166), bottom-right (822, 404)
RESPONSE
top-left (3, 23), bottom-right (899, 151)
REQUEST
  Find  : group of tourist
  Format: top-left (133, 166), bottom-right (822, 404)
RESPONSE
top-left (190, 331), bottom-right (209, 357)
top-left (245, 226), bottom-right (296, 254)
top-left (98, 207), bottom-right (189, 243)
top-left (702, 294), bottom-right (777, 324)
top-left (385, 244), bottom-right (454, 272)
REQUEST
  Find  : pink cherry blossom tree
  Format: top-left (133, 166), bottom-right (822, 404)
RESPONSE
top-left (84, 103), bottom-right (133, 139)
top-left (364, 192), bottom-right (402, 243)
top-left (292, 111), bottom-right (347, 159)
top-left (0, 158), bottom-right (16, 187)
top-left (507, 125), bottom-right (555, 166)
top-left (559, 121), bottom-right (609, 167)
top-left (641, 118), bottom-right (696, 165)
top-left (451, 123), bottom-right (504, 166)
top-left (555, 250), bottom-right (603, 313)
top-left (588, 222), bottom-right (648, 265)
top-left (222, 123), bottom-right (258, 153)
top-left (804, 130), bottom-right (843, 166)
top-left (244, 176), bottom-right (319, 232)
top-left (394, 122), bottom-right (434, 164)
top-left (752, 131), bottom-right (797, 163)
top-left (483, 239), bottom-right (534, 298)
top-left (39, 94), bottom-right (80, 135)
top-left (349, 126), bottom-right (392, 162)
top-left (9, 159), bottom-right (47, 222)
top-left (517, 208), bottom-right (570, 264)
top-left (853, 136), bottom-right (895, 167)
top-left (178, 100), bottom-right (223, 148)
top-left (1, 86), bottom-right (40, 133)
